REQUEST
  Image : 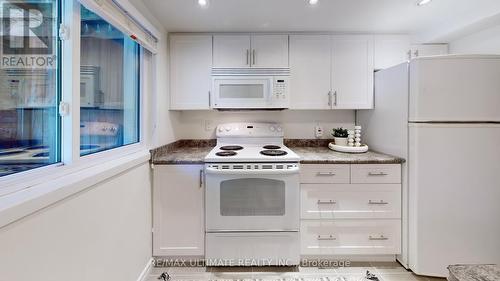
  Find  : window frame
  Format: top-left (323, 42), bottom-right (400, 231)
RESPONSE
top-left (0, 0), bottom-right (151, 196)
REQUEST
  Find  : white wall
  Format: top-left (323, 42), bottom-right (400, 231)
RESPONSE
top-left (0, 162), bottom-right (152, 281)
top-left (173, 110), bottom-right (355, 139)
top-left (449, 24), bottom-right (500, 54)
top-left (128, 0), bottom-right (179, 147)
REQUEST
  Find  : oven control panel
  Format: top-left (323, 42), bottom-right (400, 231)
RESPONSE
top-left (216, 123), bottom-right (284, 138)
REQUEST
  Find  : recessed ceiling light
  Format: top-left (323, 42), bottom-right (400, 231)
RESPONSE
top-left (198, 0), bottom-right (209, 7)
top-left (308, 0), bottom-right (319, 5)
top-left (417, 0), bottom-right (432, 6)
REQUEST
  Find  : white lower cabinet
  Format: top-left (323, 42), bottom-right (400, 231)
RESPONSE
top-left (300, 164), bottom-right (402, 257)
top-left (301, 184), bottom-right (401, 219)
top-left (300, 220), bottom-right (401, 256)
top-left (153, 165), bottom-right (205, 256)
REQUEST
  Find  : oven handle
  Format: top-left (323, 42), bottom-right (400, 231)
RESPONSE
top-left (205, 167), bottom-right (300, 175)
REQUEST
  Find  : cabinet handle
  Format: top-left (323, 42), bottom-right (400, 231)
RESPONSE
top-left (317, 199), bottom-right (336, 205)
top-left (328, 91), bottom-right (332, 107)
top-left (252, 49), bottom-right (256, 65)
top-left (317, 172), bottom-right (336, 176)
top-left (246, 49), bottom-right (249, 65)
top-left (199, 169), bottom-right (204, 188)
top-left (369, 235), bottom-right (388, 241)
top-left (317, 235), bottom-right (337, 241)
top-left (333, 91), bottom-right (338, 106)
top-left (368, 172), bottom-right (388, 176)
top-left (369, 200), bottom-right (389, 205)
top-left (208, 91), bottom-right (211, 108)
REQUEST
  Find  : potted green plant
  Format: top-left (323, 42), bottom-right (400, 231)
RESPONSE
top-left (332, 127), bottom-right (349, 146)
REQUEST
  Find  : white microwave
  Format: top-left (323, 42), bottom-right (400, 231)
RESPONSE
top-left (211, 69), bottom-right (289, 110)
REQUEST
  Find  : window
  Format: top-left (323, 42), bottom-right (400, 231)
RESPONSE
top-left (0, 0), bottom-right (61, 177)
top-left (79, 6), bottom-right (140, 156)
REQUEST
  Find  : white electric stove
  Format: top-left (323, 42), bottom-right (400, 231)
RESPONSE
top-left (204, 123), bottom-right (301, 266)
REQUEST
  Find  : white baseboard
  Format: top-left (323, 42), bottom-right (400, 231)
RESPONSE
top-left (136, 258), bottom-right (153, 281)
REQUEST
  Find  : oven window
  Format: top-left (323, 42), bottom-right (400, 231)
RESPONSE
top-left (219, 84), bottom-right (264, 99)
top-left (220, 178), bottom-right (285, 216)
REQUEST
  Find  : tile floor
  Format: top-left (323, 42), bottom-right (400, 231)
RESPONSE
top-left (147, 262), bottom-right (446, 281)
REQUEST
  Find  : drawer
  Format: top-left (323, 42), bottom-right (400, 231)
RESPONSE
top-left (300, 164), bottom-right (350, 184)
top-left (300, 219), bottom-right (401, 256)
top-left (351, 164), bottom-right (401, 184)
top-left (301, 184), bottom-right (401, 219)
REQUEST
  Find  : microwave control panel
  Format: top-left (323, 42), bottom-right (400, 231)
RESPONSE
top-left (272, 77), bottom-right (289, 100)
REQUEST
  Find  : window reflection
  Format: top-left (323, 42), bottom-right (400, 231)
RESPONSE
top-left (0, 0), bottom-right (60, 177)
top-left (79, 6), bottom-right (140, 156)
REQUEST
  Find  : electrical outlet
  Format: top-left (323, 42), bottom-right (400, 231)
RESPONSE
top-left (315, 125), bottom-right (323, 138)
top-left (205, 120), bottom-right (214, 131)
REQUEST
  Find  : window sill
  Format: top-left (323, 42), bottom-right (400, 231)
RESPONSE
top-left (0, 150), bottom-right (151, 228)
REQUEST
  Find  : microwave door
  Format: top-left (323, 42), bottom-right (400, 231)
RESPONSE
top-left (213, 77), bottom-right (271, 109)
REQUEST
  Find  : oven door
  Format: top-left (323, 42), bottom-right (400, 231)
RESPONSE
top-left (205, 165), bottom-right (300, 232)
top-left (212, 76), bottom-right (272, 109)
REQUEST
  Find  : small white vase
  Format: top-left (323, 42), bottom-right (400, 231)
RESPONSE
top-left (334, 137), bottom-right (348, 146)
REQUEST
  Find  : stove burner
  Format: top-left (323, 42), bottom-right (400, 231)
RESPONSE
top-left (263, 145), bottom-right (281, 150)
top-left (216, 151), bottom-right (237, 157)
top-left (260, 150), bottom-right (288, 156)
top-left (219, 145), bottom-right (244, 151)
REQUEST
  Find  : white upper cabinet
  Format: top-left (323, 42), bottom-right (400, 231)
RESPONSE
top-left (289, 35), bottom-right (332, 109)
top-left (331, 35), bottom-right (374, 109)
top-left (213, 35), bottom-right (289, 68)
top-left (374, 35), bottom-right (410, 70)
top-left (250, 35), bottom-right (289, 68)
top-left (169, 34), bottom-right (212, 110)
top-left (409, 44), bottom-right (448, 59)
top-left (213, 35), bottom-right (252, 68)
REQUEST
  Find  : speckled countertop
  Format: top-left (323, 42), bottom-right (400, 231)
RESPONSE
top-left (448, 264), bottom-right (500, 281)
top-left (151, 140), bottom-right (215, 165)
top-left (150, 139), bottom-right (405, 165)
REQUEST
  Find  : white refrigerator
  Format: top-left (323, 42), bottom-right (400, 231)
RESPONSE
top-left (358, 55), bottom-right (500, 277)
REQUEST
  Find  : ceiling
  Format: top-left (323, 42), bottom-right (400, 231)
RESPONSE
top-left (141, 0), bottom-right (500, 42)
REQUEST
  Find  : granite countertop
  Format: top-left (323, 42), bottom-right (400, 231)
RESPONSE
top-left (448, 264), bottom-right (500, 281)
top-left (290, 146), bottom-right (404, 164)
top-left (151, 140), bottom-right (215, 165)
top-left (150, 139), bottom-right (405, 165)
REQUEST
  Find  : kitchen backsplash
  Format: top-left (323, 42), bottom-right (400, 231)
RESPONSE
top-left (173, 110), bottom-right (355, 139)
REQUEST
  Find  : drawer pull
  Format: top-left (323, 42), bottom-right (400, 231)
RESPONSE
top-left (368, 200), bottom-right (389, 205)
top-left (368, 172), bottom-right (388, 176)
top-left (317, 235), bottom-right (337, 241)
top-left (317, 172), bottom-right (336, 176)
top-left (369, 235), bottom-right (389, 241)
top-left (317, 200), bottom-right (336, 205)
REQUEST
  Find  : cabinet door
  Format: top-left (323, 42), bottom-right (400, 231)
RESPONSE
top-left (250, 35), bottom-right (289, 68)
top-left (153, 165), bottom-right (205, 256)
top-left (289, 35), bottom-right (332, 109)
top-left (213, 35), bottom-right (251, 68)
top-left (410, 44), bottom-right (448, 59)
top-left (331, 35), bottom-right (374, 109)
top-left (169, 35), bottom-right (212, 110)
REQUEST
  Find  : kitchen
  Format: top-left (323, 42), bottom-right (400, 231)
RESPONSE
top-left (0, 0), bottom-right (500, 281)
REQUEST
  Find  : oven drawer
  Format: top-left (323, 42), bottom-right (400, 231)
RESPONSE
top-left (351, 164), bottom-right (401, 184)
top-left (300, 220), bottom-right (401, 256)
top-left (300, 164), bottom-right (350, 184)
top-left (206, 232), bottom-right (300, 266)
top-left (301, 184), bottom-right (401, 219)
